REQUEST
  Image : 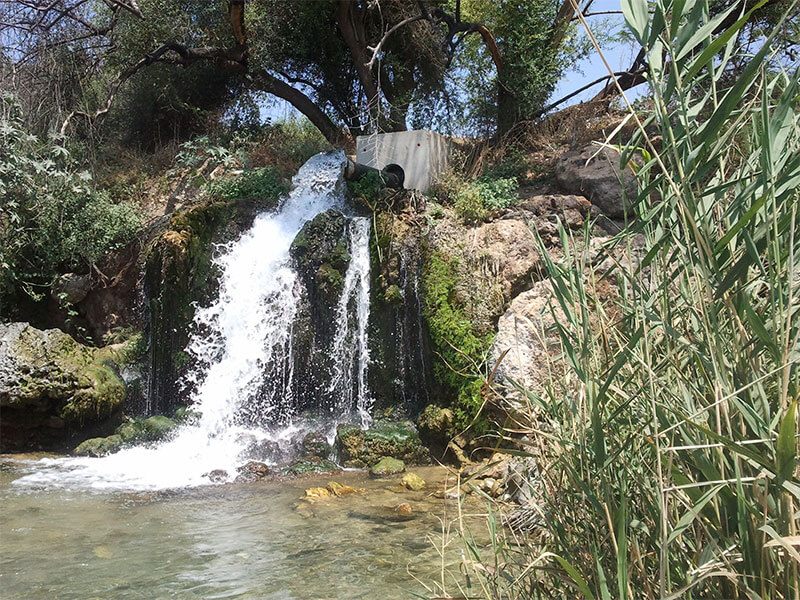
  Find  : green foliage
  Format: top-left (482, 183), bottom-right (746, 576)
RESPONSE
top-left (421, 251), bottom-right (494, 435)
top-left (205, 166), bottom-right (288, 202)
top-left (449, 176), bottom-right (519, 223)
top-left (0, 96), bottom-right (140, 308)
top-left (346, 171), bottom-right (383, 202)
top-left (444, 1), bottom-right (800, 598)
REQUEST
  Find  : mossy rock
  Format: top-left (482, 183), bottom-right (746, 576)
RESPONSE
top-left (369, 457), bottom-right (405, 477)
top-left (336, 421), bottom-right (430, 469)
top-left (141, 415), bottom-right (177, 440)
top-left (302, 432), bottom-right (331, 458)
top-left (74, 434), bottom-right (124, 457)
top-left (0, 323), bottom-right (127, 429)
top-left (401, 472), bottom-right (426, 490)
top-left (283, 455), bottom-right (342, 476)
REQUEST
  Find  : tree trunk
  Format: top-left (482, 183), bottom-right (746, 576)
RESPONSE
top-left (253, 72), bottom-right (355, 151)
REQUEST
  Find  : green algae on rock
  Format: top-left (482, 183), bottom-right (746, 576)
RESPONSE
top-left (74, 434), bottom-right (124, 457)
top-left (369, 457), bottom-right (406, 477)
top-left (283, 455), bottom-right (342, 476)
top-left (0, 323), bottom-right (133, 451)
top-left (336, 421), bottom-right (430, 469)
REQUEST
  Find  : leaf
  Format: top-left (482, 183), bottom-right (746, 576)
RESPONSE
top-left (776, 400), bottom-right (797, 484)
top-left (545, 553), bottom-right (596, 600)
top-left (621, 0), bottom-right (650, 45)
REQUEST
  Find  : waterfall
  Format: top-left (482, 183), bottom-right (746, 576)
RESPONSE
top-left (16, 151), bottom-right (373, 491)
top-left (328, 217), bottom-right (372, 425)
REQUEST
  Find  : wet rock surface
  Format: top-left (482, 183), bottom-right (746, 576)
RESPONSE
top-left (0, 322), bottom-right (130, 451)
top-left (336, 420), bottom-right (430, 468)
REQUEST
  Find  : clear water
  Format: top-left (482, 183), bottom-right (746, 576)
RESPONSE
top-left (11, 151), bottom-right (373, 491)
top-left (0, 460), bottom-right (476, 600)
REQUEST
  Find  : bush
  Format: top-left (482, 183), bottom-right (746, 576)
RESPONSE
top-left (205, 166), bottom-right (288, 202)
top-left (448, 175), bottom-right (519, 223)
top-left (0, 95), bottom-right (140, 309)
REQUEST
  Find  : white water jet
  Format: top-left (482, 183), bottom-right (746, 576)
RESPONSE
top-left (14, 151), bottom-right (373, 491)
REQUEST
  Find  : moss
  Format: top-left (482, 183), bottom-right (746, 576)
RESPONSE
top-left (336, 421), bottom-right (429, 468)
top-left (74, 434), bottom-right (124, 457)
top-left (421, 250), bottom-right (494, 436)
top-left (59, 361), bottom-right (125, 423)
top-left (369, 456), bottom-right (405, 477)
top-left (384, 284), bottom-right (403, 304)
top-left (283, 456), bottom-right (341, 476)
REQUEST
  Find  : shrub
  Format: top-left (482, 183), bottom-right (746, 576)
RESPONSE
top-left (205, 166), bottom-right (288, 202)
top-left (450, 176), bottom-right (519, 223)
top-left (0, 95), bottom-right (140, 309)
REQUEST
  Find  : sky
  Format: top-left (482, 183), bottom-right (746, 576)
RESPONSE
top-left (260, 0), bottom-right (647, 127)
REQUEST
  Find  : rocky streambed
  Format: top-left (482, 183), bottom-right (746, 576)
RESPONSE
top-left (0, 460), bottom-right (485, 600)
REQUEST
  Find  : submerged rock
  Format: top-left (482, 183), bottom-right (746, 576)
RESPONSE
top-left (336, 421), bottom-right (429, 469)
top-left (394, 502), bottom-right (413, 516)
top-left (327, 481), bottom-right (362, 496)
top-left (401, 472), bottom-right (426, 491)
top-left (235, 461), bottom-right (271, 482)
top-left (0, 322), bottom-right (129, 451)
top-left (204, 469), bottom-right (229, 483)
top-left (369, 457), bottom-right (405, 477)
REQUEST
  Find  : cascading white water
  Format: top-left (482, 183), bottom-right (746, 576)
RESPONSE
top-left (15, 151), bottom-right (372, 491)
top-left (327, 217), bottom-right (372, 425)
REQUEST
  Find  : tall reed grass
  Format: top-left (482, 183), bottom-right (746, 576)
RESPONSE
top-left (434, 0), bottom-right (799, 597)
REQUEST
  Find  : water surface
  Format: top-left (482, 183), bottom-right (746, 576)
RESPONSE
top-left (1, 460), bottom-right (477, 600)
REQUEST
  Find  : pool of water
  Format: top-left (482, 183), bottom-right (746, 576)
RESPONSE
top-left (0, 458), bottom-right (480, 600)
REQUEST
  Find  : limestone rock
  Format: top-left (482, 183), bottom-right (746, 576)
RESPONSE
top-left (468, 218), bottom-right (542, 299)
top-left (401, 472), bottom-right (426, 491)
top-left (283, 455), bottom-right (341, 476)
top-left (204, 469), bottom-right (229, 483)
top-left (302, 431), bottom-right (331, 459)
top-left (51, 272), bottom-right (91, 304)
top-left (488, 281), bottom-right (565, 403)
top-left (327, 481), bottom-right (362, 496)
top-left (369, 456), bottom-right (406, 477)
top-left (305, 487), bottom-right (332, 498)
top-left (555, 145), bottom-right (638, 218)
top-left (336, 421), bottom-right (430, 468)
top-left (394, 502), bottom-right (412, 516)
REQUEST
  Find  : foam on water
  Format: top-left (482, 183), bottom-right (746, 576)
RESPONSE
top-left (14, 151), bottom-right (372, 491)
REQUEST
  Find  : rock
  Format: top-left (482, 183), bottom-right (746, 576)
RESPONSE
top-left (289, 209), bottom-right (351, 315)
top-left (235, 461), bottom-right (271, 482)
top-left (463, 454), bottom-right (513, 481)
top-left (302, 431), bottom-right (331, 458)
top-left (401, 472), bottom-right (426, 491)
top-left (51, 272), bottom-right (91, 305)
top-left (468, 218), bottom-right (542, 299)
top-left (0, 323), bottom-right (127, 451)
top-left (369, 457), bottom-right (406, 477)
top-left (488, 281), bottom-right (565, 403)
top-left (115, 422), bottom-right (141, 443)
top-left (204, 469), bottom-right (229, 483)
top-left (336, 421), bottom-right (430, 468)
top-left (283, 455), bottom-right (341, 476)
top-left (515, 194), bottom-right (592, 230)
top-left (417, 405), bottom-right (453, 437)
top-left (327, 481), bottom-right (362, 496)
top-left (555, 145), bottom-right (638, 218)
top-left (394, 502), bottom-right (412, 516)
top-left (141, 415), bottom-right (177, 440)
top-left (74, 434), bottom-right (124, 457)
top-left (305, 487), bottom-right (332, 498)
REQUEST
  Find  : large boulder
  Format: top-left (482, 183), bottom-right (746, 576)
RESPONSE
top-left (336, 420), bottom-right (430, 468)
top-left (0, 323), bottom-right (128, 450)
top-left (555, 145), bottom-right (638, 218)
top-left (488, 281), bottom-right (565, 403)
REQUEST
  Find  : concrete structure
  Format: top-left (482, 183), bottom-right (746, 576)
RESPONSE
top-left (355, 130), bottom-right (450, 193)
